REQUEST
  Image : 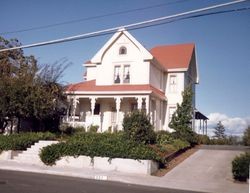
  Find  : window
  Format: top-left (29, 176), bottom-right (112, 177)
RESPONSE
top-left (123, 65), bottom-right (130, 83)
top-left (114, 66), bottom-right (121, 83)
top-left (169, 107), bottom-right (176, 122)
top-left (119, 46), bottom-right (127, 55)
top-left (169, 75), bottom-right (177, 92)
top-left (94, 104), bottom-right (100, 115)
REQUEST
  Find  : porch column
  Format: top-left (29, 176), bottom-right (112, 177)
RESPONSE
top-left (136, 96), bottom-right (143, 110)
top-left (115, 97), bottom-right (122, 131)
top-left (205, 120), bottom-right (208, 135)
top-left (66, 96), bottom-right (71, 122)
top-left (90, 97), bottom-right (96, 124)
top-left (72, 97), bottom-right (79, 127)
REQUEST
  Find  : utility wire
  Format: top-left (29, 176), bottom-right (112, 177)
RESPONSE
top-left (129, 7), bottom-right (250, 31)
top-left (0, 0), bottom-right (189, 35)
top-left (0, 0), bottom-right (248, 53)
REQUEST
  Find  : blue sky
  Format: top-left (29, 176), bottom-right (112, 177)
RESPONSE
top-left (1, 0), bottom-right (250, 135)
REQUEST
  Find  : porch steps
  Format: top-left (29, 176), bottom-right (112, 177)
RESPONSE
top-left (13, 140), bottom-right (58, 165)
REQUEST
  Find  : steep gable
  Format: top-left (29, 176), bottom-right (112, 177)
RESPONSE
top-left (91, 28), bottom-right (153, 64)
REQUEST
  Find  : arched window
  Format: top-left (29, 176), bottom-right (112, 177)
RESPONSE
top-left (119, 46), bottom-right (127, 55)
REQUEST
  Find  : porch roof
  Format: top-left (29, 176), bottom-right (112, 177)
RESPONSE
top-left (195, 110), bottom-right (209, 120)
top-left (66, 80), bottom-right (166, 99)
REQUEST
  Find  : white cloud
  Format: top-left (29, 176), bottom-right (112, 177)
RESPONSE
top-left (205, 113), bottom-right (250, 137)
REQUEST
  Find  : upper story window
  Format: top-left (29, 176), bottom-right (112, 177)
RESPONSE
top-left (169, 75), bottom-right (177, 93)
top-left (119, 46), bottom-right (127, 55)
top-left (123, 65), bottom-right (130, 83)
top-left (114, 66), bottom-right (121, 84)
top-left (169, 107), bottom-right (176, 122)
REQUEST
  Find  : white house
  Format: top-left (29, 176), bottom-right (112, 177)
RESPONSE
top-left (65, 29), bottom-right (207, 133)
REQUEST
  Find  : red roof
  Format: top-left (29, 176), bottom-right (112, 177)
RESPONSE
top-left (66, 80), bottom-right (165, 98)
top-left (150, 43), bottom-right (194, 70)
top-left (84, 60), bottom-right (92, 64)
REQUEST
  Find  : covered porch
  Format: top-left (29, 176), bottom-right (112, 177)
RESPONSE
top-left (195, 110), bottom-right (209, 135)
top-left (64, 94), bottom-right (166, 132)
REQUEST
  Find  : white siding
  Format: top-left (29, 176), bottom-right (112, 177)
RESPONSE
top-left (149, 64), bottom-right (163, 90)
top-left (86, 66), bottom-right (97, 81)
top-left (95, 33), bottom-right (150, 85)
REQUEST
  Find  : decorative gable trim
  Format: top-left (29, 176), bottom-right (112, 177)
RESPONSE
top-left (90, 29), bottom-right (153, 64)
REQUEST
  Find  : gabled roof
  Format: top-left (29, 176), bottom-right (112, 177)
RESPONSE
top-left (66, 80), bottom-right (166, 99)
top-left (150, 43), bottom-right (195, 70)
top-left (90, 29), bottom-right (153, 64)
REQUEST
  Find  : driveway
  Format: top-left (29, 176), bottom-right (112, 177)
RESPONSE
top-left (162, 146), bottom-right (249, 193)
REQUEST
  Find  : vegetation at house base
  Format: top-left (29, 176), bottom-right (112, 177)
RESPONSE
top-left (40, 113), bottom-right (190, 166)
top-left (232, 152), bottom-right (250, 182)
top-left (155, 131), bottom-right (190, 157)
top-left (123, 110), bottom-right (156, 144)
top-left (0, 36), bottom-right (68, 133)
top-left (168, 86), bottom-right (197, 145)
top-left (59, 123), bottom-right (86, 136)
top-left (0, 132), bottom-right (56, 153)
top-left (40, 132), bottom-right (160, 165)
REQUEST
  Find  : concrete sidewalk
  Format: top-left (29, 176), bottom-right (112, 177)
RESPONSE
top-left (0, 149), bottom-right (248, 193)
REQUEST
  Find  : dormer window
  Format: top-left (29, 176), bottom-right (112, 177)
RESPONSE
top-left (119, 46), bottom-right (127, 55)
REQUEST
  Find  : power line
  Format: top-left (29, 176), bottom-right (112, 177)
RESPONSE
top-left (0, 0), bottom-right (189, 35)
top-left (129, 7), bottom-right (250, 31)
top-left (0, 0), bottom-right (248, 53)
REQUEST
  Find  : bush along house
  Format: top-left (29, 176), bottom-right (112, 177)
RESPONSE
top-left (65, 28), bottom-right (208, 133)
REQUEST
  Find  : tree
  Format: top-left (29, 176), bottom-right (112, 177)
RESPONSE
top-left (0, 37), bottom-right (37, 133)
top-left (213, 121), bottom-right (226, 139)
top-left (0, 36), bottom-right (68, 133)
top-left (169, 86), bottom-right (196, 144)
top-left (243, 126), bottom-right (250, 146)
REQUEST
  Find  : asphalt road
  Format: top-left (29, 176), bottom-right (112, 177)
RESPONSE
top-left (0, 170), bottom-right (203, 193)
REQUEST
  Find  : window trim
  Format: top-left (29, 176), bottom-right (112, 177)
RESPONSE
top-left (114, 65), bottom-right (121, 84)
top-left (119, 46), bottom-right (127, 55)
top-left (169, 106), bottom-right (176, 122)
top-left (169, 74), bottom-right (177, 93)
top-left (123, 65), bottom-right (130, 83)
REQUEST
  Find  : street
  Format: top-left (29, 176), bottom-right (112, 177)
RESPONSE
top-left (0, 170), bottom-right (202, 193)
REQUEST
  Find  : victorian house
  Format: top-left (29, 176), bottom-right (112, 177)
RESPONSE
top-left (65, 29), bottom-right (207, 133)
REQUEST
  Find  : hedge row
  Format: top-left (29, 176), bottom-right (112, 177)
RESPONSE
top-left (40, 132), bottom-right (161, 165)
top-left (0, 132), bottom-right (56, 152)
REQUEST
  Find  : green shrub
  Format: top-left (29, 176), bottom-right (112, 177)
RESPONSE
top-left (73, 126), bottom-right (86, 134)
top-left (156, 131), bottom-right (174, 145)
top-left (172, 139), bottom-right (189, 150)
top-left (59, 123), bottom-right (86, 136)
top-left (123, 110), bottom-right (156, 144)
top-left (243, 126), bottom-right (250, 146)
top-left (59, 123), bottom-right (74, 135)
top-left (40, 132), bottom-right (160, 165)
top-left (210, 138), bottom-right (230, 145)
top-left (196, 134), bottom-right (210, 144)
top-left (87, 125), bottom-right (99, 133)
top-left (0, 132), bottom-right (56, 152)
top-left (232, 152), bottom-right (250, 181)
